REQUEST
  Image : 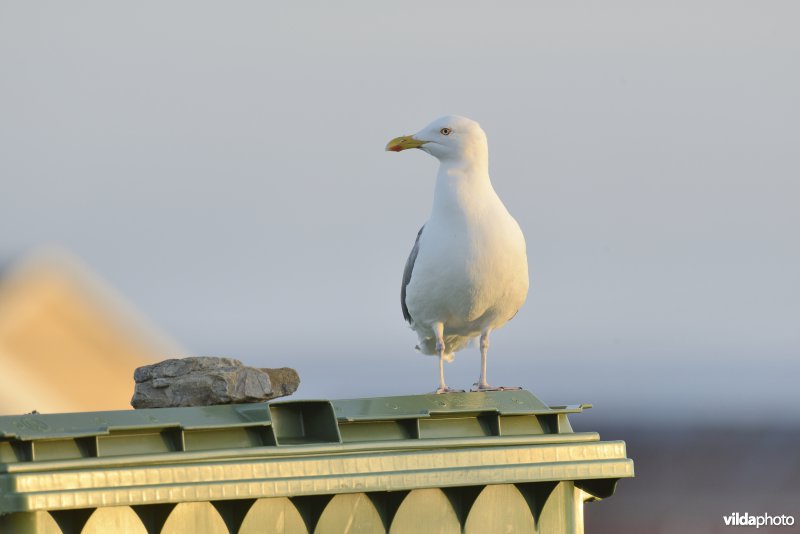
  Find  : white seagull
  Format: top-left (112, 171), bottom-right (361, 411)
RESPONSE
top-left (386, 115), bottom-right (529, 393)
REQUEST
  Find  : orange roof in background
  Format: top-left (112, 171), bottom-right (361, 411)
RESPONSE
top-left (0, 250), bottom-right (185, 415)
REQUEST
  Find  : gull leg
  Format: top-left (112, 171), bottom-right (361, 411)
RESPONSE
top-left (472, 329), bottom-right (521, 392)
top-left (433, 322), bottom-right (463, 394)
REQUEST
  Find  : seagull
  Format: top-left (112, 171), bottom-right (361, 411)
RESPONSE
top-left (386, 115), bottom-right (529, 393)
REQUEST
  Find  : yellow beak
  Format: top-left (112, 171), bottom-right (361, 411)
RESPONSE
top-left (385, 135), bottom-right (427, 152)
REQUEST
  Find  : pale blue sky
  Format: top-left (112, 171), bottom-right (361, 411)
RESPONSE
top-left (1, 2), bottom-right (798, 422)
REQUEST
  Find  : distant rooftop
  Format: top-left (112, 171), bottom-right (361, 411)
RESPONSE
top-left (0, 249), bottom-right (184, 415)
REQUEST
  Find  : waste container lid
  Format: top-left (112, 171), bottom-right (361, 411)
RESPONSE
top-left (324, 389), bottom-right (591, 421)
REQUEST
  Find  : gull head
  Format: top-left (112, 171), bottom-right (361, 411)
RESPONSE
top-left (386, 115), bottom-right (488, 163)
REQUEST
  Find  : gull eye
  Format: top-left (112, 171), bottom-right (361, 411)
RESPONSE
top-left (440, 127), bottom-right (452, 136)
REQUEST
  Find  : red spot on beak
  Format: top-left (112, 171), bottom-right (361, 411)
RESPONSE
top-left (389, 145), bottom-right (403, 152)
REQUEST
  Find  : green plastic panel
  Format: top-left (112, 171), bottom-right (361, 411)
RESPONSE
top-left (0, 390), bottom-right (633, 533)
top-left (389, 488), bottom-right (460, 534)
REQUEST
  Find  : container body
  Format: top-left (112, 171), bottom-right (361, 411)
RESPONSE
top-left (0, 390), bottom-right (633, 533)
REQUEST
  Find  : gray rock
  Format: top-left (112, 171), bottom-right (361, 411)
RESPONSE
top-left (131, 357), bottom-right (300, 409)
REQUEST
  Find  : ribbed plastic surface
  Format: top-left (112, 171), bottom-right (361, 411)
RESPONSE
top-left (0, 390), bottom-right (633, 533)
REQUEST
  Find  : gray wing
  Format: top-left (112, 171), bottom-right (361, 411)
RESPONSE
top-left (401, 225), bottom-right (424, 324)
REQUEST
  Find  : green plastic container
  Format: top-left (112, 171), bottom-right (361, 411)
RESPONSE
top-left (0, 390), bottom-right (633, 533)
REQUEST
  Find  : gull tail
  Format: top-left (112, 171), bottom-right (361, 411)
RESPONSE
top-left (415, 334), bottom-right (471, 361)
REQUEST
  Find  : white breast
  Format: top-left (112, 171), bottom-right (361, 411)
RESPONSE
top-left (405, 186), bottom-right (529, 339)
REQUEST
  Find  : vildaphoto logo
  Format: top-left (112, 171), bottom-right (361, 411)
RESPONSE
top-left (723, 512), bottom-right (795, 528)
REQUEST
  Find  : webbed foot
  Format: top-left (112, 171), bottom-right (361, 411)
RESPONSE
top-left (471, 383), bottom-right (522, 392)
top-left (434, 386), bottom-right (466, 394)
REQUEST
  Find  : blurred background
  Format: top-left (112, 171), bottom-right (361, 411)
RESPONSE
top-left (1, 2), bottom-right (798, 532)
